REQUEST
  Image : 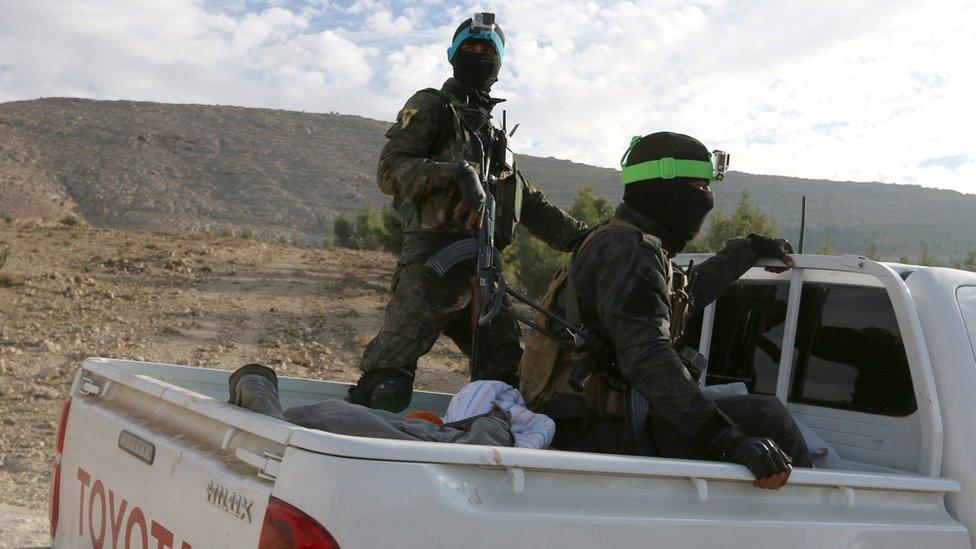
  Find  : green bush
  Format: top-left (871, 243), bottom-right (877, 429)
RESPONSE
top-left (331, 206), bottom-right (403, 254)
top-left (60, 214), bottom-right (84, 227)
top-left (219, 228), bottom-right (233, 238)
top-left (504, 229), bottom-right (566, 297)
top-left (380, 207), bottom-right (404, 254)
top-left (567, 186), bottom-right (614, 226)
top-left (334, 214), bottom-right (356, 248)
top-left (865, 242), bottom-right (879, 260)
top-left (1, 213), bottom-right (12, 224)
top-left (816, 236), bottom-right (834, 256)
top-left (960, 251), bottom-right (976, 271)
top-left (504, 185), bottom-right (615, 297)
top-left (355, 204), bottom-right (385, 250)
top-left (916, 249), bottom-right (939, 266)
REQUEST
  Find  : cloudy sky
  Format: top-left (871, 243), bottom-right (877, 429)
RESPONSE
top-left (1, 0), bottom-right (974, 193)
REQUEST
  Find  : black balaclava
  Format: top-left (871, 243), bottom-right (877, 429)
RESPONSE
top-left (622, 132), bottom-right (715, 253)
top-left (450, 19), bottom-right (504, 91)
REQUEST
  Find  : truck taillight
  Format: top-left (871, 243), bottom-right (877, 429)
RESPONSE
top-left (50, 397), bottom-right (72, 538)
top-left (259, 497), bottom-right (340, 549)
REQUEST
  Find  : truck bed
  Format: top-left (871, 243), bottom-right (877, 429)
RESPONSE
top-left (53, 358), bottom-right (970, 548)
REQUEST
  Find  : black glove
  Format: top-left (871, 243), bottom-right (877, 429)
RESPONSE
top-left (455, 162), bottom-right (486, 212)
top-left (747, 234), bottom-right (794, 258)
top-left (709, 426), bottom-right (793, 483)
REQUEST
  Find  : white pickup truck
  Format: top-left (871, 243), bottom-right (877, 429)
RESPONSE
top-left (49, 255), bottom-right (976, 547)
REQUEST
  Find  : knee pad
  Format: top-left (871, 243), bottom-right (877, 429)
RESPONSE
top-left (347, 368), bottom-right (415, 413)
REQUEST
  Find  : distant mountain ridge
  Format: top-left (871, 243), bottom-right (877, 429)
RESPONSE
top-left (1, 97), bottom-right (973, 261)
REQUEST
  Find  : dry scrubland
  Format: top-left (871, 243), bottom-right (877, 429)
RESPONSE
top-left (0, 221), bottom-right (468, 546)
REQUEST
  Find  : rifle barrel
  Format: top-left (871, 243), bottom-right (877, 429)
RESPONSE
top-left (507, 309), bottom-right (563, 344)
top-left (506, 285), bottom-right (584, 337)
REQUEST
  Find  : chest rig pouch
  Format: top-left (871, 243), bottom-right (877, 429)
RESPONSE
top-left (520, 220), bottom-right (697, 419)
top-left (492, 157), bottom-right (522, 249)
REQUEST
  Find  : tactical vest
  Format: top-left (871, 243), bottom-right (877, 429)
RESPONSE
top-left (519, 218), bottom-right (690, 419)
top-left (391, 88), bottom-right (523, 248)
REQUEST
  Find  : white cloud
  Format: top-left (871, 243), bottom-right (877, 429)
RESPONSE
top-left (364, 10), bottom-right (413, 34)
top-left (489, 0), bottom-right (976, 193)
top-left (0, 0), bottom-right (974, 192)
top-left (232, 7), bottom-right (310, 50)
top-left (384, 43), bottom-right (448, 96)
top-left (0, 0), bottom-right (388, 116)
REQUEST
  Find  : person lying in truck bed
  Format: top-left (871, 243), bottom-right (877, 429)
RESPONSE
top-left (227, 364), bottom-right (557, 449)
top-left (228, 363), bottom-right (518, 447)
top-left (518, 131), bottom-right (813, 490)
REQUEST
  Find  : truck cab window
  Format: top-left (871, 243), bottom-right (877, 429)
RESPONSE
top-left (790, 284), bottom-right (916, 415)
top-left (683, 281), bottom-right (917, 417)
top-left (684, 282), bottom-right (787, 395)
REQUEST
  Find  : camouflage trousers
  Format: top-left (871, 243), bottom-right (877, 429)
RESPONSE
top-left (358, 261), bottom-right (522, 385)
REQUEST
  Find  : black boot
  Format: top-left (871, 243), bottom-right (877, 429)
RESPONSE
top-left (228, 363), bottom-right (287, 420)
top-left (228, 363), bottom-right (278, 404)
top-left (346, 368), bottom-right (415, 413)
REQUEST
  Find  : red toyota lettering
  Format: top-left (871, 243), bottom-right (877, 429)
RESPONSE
top-left (89, 479), bottom-right (107, 549)
top-left (126, 507), bottom-right (148, 549)
top-left (77, 467), bottom-right (91, 536)
top-left (151, 520), bottom-right (174, 549)
top-left (75, 466), bottom-right (193, 548)
top-left (110, 489), bottom-right (129, 549)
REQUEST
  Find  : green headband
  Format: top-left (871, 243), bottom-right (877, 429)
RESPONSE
top-left (619, 135), bottom-right (720, 186)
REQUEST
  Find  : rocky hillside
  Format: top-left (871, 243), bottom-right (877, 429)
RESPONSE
top-left (0, 98), bottom-right (389, 239)
top-left (0, 219), bottom-right (469, 545)
top-left (2, 98), bottom-right (975, 259)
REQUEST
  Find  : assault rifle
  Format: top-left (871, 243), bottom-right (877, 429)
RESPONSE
top-left (426, 113), bottom-right (588, 380)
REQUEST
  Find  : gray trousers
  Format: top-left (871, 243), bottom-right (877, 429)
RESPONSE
top-left (233, 374), bottom-right (515, 446)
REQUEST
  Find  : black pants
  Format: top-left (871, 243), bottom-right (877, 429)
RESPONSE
top-left (552, 394), bottom-right (813, 467)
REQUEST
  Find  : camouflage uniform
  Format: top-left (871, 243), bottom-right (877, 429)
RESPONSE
top-left (524, 203), bottom-right (812, 465)
top-left (358, 77), bottom-right (585, 387)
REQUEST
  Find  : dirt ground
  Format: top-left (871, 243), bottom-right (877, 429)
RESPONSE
top-left (0, 221), bottom-right (470, 546)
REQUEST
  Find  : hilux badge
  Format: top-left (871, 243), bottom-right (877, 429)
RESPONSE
top-left (206, 481), bottom-right (254, 523)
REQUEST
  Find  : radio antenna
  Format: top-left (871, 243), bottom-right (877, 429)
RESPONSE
top-left (798, 196), bottom-right (807, 254)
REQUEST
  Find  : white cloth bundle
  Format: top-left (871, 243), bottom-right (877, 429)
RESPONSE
top-left (446, 380), bottom-right (556, 449)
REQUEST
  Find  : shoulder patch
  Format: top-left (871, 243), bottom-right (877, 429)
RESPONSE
top-left (385, 91), bottom-right (440, 139)
top-left (400, 108), bottom-right (418, 129)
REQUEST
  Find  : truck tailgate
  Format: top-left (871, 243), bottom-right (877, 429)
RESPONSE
top-left (54, 373), bottom-right (279, 547)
